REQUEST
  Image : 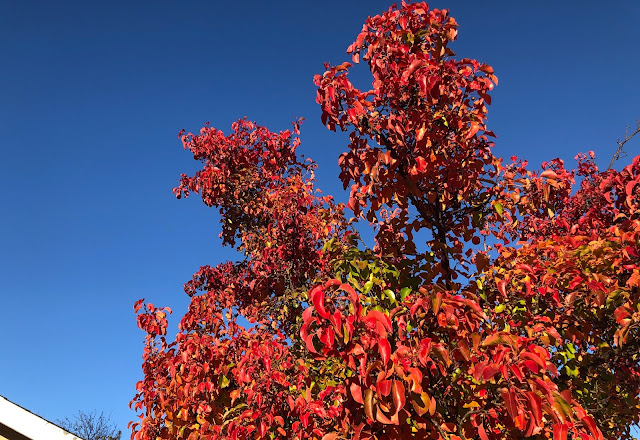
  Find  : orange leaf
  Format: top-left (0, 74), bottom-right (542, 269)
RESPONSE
top-left (540, 170), bottom-right (559, 179)
top-left (375, 407), bottom-right (394, 425)
top-left (467, 122), bottom-right (480, 139)
top-left (364, 389), bottom-right (374, 421)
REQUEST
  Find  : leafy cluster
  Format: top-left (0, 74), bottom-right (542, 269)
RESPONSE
top-left (131, 3), bottom-right (639, 440)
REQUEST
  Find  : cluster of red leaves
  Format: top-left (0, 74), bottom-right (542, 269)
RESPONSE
top-left (131, 3), bottom-right (639, 440)
top-left (481, 153), bottom-right (640, 437)
top-left (173, 118), bottom-right (348, 328)
top-left (314, 2), bottom-right (497, 275)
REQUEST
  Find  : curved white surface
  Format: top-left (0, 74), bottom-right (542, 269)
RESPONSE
top-left (0, 395), bottom-right (83, 440)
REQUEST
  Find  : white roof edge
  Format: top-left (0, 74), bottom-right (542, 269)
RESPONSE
top-left (0, 395), bottom-right (84, 440)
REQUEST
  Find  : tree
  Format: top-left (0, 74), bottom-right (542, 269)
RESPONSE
top-left (131, 3), bottom-right (639, 440)
top-left (57, 410), bottom-right (121, 440)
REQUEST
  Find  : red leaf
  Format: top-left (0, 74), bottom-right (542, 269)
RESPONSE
top-left (527, 391), bottom-right (543, 426)
top-left (581, 415), bottom-right (601, 439)
top-left (365, 310), bottom-right (392, 336)
top-left (502, 389), bottom-right (518, 422)
top-left (416, 156), bottom-right (427, 172)
top-left (497, 279), bottom-right (508, 296)
top-left (310, 285), bottom-right (330, 319)
top-left (378, 338), bottom-right (391, 364)
top-left (457, 340), bottom-right (471, 361)
top-left (350, 382), bottom-right (364, 404)
top-left (534, 378), bottom-right (553, 400)
top-left (523, 359), bottom-right (540, 373)
top-left (301, 307), bottom-right (317, 354)
top-left (510, 364), bottom-right (524, 382)
top-left (353, 424), bottom-right (365, 440)
top-left (133, 299), bottom-right (145, 312)
top-left (553, 423), bottom-right (568, 440)
top-left (482, 365), bottom-right (500, 381)
top-left (626, 180), bottom-right (636, 197)
top-left (478, 423), bottom-right (490, 440)
top-left (378, 379), bottom-right (392, 397)
top-left (392, 380), bottom-right (406, 414)
top-left (614, 306), bottom-right (632, 324)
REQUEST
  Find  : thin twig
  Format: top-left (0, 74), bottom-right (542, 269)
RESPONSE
top-left (607, 119), bottom-right (640, 171)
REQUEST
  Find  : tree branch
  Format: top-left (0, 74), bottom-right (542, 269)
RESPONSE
top-left (372, 129), bottom-right (453, 283)
top-left (607, 119), bottom-right (640, 171)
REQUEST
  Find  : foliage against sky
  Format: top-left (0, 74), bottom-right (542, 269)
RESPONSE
top-left (131, 3), bottom-right (639, 440)
top-left (1, 1), bottom-right (639, 436)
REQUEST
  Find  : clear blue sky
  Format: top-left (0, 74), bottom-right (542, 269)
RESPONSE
top-left (1, 0), bottom-right (638, 434)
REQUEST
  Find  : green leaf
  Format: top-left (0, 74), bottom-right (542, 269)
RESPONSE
top-left (384, 289), bottom-right (396, 303)
top-left (565, 364), bottom-right (579, 378)
top-left (494, 202), bottom-right (504, 217)
top-left (363, 280), bottom-right (374, 293)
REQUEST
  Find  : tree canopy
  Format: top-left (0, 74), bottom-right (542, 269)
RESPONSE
top-left (130, 3), bottom-right (640, 440)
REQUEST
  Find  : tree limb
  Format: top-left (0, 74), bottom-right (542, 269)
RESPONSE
top-left (607, 119), bottom-right (640, 171)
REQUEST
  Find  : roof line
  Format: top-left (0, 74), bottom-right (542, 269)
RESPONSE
top-left (0, 394), bottom-right (85, 440)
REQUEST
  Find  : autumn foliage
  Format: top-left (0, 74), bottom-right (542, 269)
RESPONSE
top-left (131, 3), bottom-right (640, 440)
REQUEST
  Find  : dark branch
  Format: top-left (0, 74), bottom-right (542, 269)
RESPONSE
top-left (371, 129), bottom-right (453, 283)
top-left (607, 119), bottom-right (640, 171)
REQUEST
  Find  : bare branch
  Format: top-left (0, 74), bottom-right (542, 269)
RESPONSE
top-left (607, 119), bottom-right (640, 171)
top-left (56, 410), bottom-right (121, 440)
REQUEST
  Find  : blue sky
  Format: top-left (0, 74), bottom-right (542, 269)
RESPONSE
top-left (1, 0), bottom-right (638, 434)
